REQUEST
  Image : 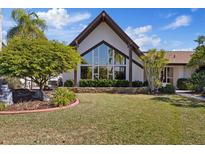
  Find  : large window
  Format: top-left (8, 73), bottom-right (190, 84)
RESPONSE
top-left (160, 67), bottom-right (174, 84)
top-left (80, 43), bottom-right (126, 80)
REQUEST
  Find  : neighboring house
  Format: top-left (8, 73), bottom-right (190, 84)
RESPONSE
top-left (62, 10), bottom-right (196, 88)
top-left (161, 51), bottom-right (196, 87)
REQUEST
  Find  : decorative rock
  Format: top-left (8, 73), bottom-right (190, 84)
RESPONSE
top-left (12, 89), bottom-right (32, 103)
top-left (12, 89), bottom-right (50, 103)
top-left (0, 84), bottom-right (13, 104)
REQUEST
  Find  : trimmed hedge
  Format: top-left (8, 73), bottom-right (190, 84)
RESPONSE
top-left (64, 80), bottom-right (74, 87)
top-left (79, 79), bottom-right (145, 87)
top-left (52, 87), bottom-right (76, 107)
top-left (159, 84), bottom-right (175, 94)
top-left (177, 78), bottom-right (190, 90)
top-left (132, 81), bottom-right (143, 87)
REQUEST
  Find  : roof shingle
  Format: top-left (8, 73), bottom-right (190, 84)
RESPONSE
top-left (165, 51), bottom-right (193, 64)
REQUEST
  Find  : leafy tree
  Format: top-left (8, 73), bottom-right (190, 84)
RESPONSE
top-left (7, 9), bottom-right (46, 39)
top-left (188, 45), bottom-right (205, 67)
top-left (0, 37), bottom-right (81, 91)
top-left (194, 35), bottom-right (205, 46)
top-left (141, 49), bottom-right (168, 94)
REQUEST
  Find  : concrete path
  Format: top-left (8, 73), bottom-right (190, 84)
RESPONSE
top-left (176, 90), bottom-right (205, 102)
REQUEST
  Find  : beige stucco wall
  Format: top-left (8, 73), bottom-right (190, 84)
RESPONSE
top-left (168, 65), bottom-right (196, 87)
top-left (63, 21), bottom-right (144, 84)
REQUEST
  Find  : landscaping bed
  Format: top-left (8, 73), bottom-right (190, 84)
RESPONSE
top-left (3, 100), bottom-right (55, 111)
top-left (0, 87), bottom-right (78, 114)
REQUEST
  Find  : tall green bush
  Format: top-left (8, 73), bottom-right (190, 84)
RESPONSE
top-left (159, 84), bottom-right (175, 94)
top-left (52, 87), bottom-right (76, 107)
top-left (190, 70), bottom-right (205, 92)
top-left (64, 80), bottom-right (74, 87)
top-left (177, 78), bottom-right (189, 90)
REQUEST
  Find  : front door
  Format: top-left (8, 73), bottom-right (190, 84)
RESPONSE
top-left (160, 67), bottom-right (174, 85)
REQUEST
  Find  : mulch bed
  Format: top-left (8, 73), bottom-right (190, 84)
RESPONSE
top-left (4, 100), bottom-right (55, 111)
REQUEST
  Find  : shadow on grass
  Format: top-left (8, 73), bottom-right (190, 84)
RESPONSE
top-left (151, 96), bottom-right (205, 108)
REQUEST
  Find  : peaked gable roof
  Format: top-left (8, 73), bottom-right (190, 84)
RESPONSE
top-left (70, 11), bottom-right (143, 57)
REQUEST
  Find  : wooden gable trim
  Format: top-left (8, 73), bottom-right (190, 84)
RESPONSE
top-left (70, 11), bottom-right (143, 57)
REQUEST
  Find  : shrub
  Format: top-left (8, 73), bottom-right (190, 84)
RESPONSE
top-left (0, 102), bottom-right (6, 111)
top-left (132, 81), bottom-right (143, 87)
top-left (52, 87), bottom-right (76, 107)
top-left (190, 70), bottom-right (205, 92)
top-left (143, 81), bottom-right (148, 86)
top-left (177, 78), bottom-right (193, 90)
top-left (79, 79), bottom-right (147, 87)
top-left (79, 79), bottom-right (130, 87)
top-left (64, 80), bottom-right (74, 87)
top-left (113, 80), bottom-right (129, 87)
top-left (97, 80), bottom-right (113, 87)
top-left (159, 84), bottom-right (175, 94)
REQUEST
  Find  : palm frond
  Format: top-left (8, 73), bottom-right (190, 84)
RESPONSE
top-left (7, 26), bottom-right (20, 40)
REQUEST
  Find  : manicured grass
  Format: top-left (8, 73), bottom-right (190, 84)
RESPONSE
top-left (1, 93), bottom-right (205, 144)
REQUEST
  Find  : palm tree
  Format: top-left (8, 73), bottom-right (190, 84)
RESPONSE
top-left (7, 9), bottom-right (47, 40)
top-left (6, 9), bottom-right (47, 89)
top-left (194, 35), bottom-right (205, 46)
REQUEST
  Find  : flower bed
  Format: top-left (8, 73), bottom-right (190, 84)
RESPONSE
top-left (0, 88), bottom-right (79, 115)
top-left (0, 99), bottom-right (79, 115)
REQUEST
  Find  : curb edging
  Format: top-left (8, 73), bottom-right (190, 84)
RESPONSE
top-left (0, 99), bottom-right (80, 115)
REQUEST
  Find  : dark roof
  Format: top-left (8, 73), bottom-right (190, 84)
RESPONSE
top-left (70, 11), bottom-right (143, 57)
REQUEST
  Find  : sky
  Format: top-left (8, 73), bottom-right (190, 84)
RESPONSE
top-left (2, 8), bottom-right (205, 51)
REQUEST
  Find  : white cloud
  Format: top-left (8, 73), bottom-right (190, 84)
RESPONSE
top-left (45, 24), bottom-right (87, 43)
top-left (172, 48), bottom-right (194, 51)
top-left (163, 15), bottom-right (191, 30)
top-left (37, 8), bottom-right (91, 29)
top-left (164, 13), bottom-right (177, 19)
top-left (125, 25), bottom-right (152, 35)
top-left (125, 25), bottom-right (161, 50)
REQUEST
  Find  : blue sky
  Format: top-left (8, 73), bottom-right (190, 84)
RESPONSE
top-left (2, 8), bottom-right (205, 51)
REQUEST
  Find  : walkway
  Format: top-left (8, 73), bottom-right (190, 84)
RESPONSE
top-left (176, 90), bottom-right (205, 102)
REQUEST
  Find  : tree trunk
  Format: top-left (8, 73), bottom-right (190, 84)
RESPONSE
top-left (38, 83), bottom-right (44, 101)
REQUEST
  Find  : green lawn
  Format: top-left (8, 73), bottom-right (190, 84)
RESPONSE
top-left (1, 93), bottom-right (205, 144)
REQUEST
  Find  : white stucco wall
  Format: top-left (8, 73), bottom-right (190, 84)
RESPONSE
top-left (132, 63), bottom-right (144, 82)
top-left (62, 71), bottom-right (74, 83)
top-left (63, 21), bottom-right (144, 84)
